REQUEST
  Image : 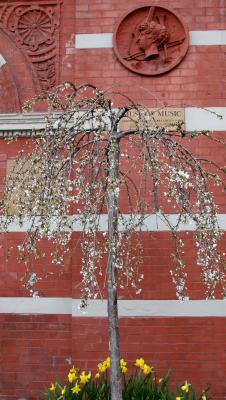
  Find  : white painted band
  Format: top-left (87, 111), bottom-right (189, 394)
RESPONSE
top-left (73, 299), bottom-right (226, 317)
top-left (189, 30), bottom-right (226, 46)
top-left (0, 297), bottom-right (226, 317)
top-left (75, 33), bottom-right (113, 49)
top-left (0, 297), bottom-right (72, 315)
top-left (185, 107), bottom-right (226, 131)
top-left (0, 107), bottom-right (225, 132)
top-left (0, 54), bottom-right (6, 68)
top-left (75, 31), bottom-right (226, 49)
top-left (2, 214), bottom-right (226, 232)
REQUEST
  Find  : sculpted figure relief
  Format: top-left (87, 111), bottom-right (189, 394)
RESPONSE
top-left (113, 5), bottom-right (189, 76)
top-left (130, 7), bottom-right (169, 61)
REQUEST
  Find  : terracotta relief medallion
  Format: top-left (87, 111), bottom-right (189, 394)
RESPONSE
top-left (11, 6), bottom-right (56, 51)
top-left (113, 5), bottom-right (189, 76)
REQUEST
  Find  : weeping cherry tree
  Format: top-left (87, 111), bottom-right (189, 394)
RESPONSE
top-left (1, 82), bottom-right (226, 400)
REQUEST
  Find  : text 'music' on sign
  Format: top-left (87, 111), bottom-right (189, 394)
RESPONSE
top-left (119, 108), bottom-right (185, 132)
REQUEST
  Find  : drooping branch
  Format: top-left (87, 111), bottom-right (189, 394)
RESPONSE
top-left (1, 82), bottom-right (226, 301)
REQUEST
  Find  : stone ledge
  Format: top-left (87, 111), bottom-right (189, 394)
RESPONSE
top-left (0, 108), bottom-right (225, 138)
top-left (0, 113), bottom-right (57, 138)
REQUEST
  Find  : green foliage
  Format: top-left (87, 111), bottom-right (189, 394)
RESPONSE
top-left (44, 357), bottom-right (209, 400)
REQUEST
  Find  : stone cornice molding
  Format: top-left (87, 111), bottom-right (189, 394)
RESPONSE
top-left (0, 112), bottom-right (58, 137)
top-left (0, 108), bottom-right (225, 138)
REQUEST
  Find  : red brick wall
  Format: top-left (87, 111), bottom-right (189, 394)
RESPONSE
top-left (73, 317), bottom-right (226, 400)
top-left (0, 1), bottom-right (226, 399)
top-left (74, 0), bottom-right (226, 107)
top-left (0, 314), bottom-right (71, 400)
top-left (1, 314), bottom-right (226, 399)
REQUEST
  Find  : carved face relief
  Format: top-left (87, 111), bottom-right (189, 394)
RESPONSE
top-left (113, 5), bottom-right (189, 76)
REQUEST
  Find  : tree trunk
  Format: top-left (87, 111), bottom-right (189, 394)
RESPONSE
top-left (107, 137), bottom-right (122, 400)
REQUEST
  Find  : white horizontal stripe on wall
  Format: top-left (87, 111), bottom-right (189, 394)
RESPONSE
top-left (1, 297), bottom-right (226, 317)
top-left (75, 33), bottom-right (113, 49)
top-left (73, 299), bottom-right (226, 317)
top-left (0, 297), bottom-right (72, 315)
top-left (185, 107), bottom-right (226, 131)
top-left (189, 30), bottom-right (226, 45)
top-left (2, 214), bottom-right (226, 232)
top-left (0, 54), bottom-right (6, 68)
top-left (75, 30), bottom-right (226, 49)
top-left (0, 107), bottom-right (225, 132)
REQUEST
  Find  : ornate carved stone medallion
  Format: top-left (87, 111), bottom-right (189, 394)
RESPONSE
top-left (113, 5), bottom-right (189, 76)
top-left (12, 6), bottom-right (56, 51)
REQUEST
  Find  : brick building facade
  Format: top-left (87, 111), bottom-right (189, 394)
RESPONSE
top-left (0, 1), bottom-right (226, 399)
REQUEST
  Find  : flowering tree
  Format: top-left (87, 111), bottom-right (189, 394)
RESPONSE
top-left (1, 82), bottom-right (226, 400)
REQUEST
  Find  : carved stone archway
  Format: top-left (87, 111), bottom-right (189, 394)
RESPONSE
top-left (0, 58), bottom-right (21, 113)
top-left (0, 1), bottom-right (61, 98)
top-left (0, 28), bottom-right (37, 110)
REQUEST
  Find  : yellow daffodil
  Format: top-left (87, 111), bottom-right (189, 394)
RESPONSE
top-left (61, 386), bottom-right (66, 395)
top-left (49, 383), bottom-right (56, 392)
top-left (98, 362), bottom-right (106, 373)
top-left (98, 357), bottom-right (110, 372)
top-left (103, 357), bottom-right (111, 369)
top-left (135, 358), bottom-right (145, 369)
top-left (80, 371), bottom-right (91, 384)
top-left (68, 371), bottom-right (76, 383)
top-left (120, 358), bottom-right (127, 374)
top-left (69, 365), bottom-right (76, 374)
top-left (95, 372), bottom-right (100, 379)
top-left (71, 383), bottom-right (81, 394)
top-left (120, 358), bottom-right (127, 368)
top-left (143, 364), bottom-right (153, 375)
top-left (176, 397), bottom-right (182, 400)
top-left (181, 380), bottom-right (190, 392)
